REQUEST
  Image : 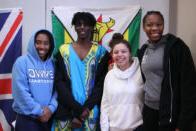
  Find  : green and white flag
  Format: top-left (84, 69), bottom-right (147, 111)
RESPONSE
top-left (52, 6), bottom-right (141, 56)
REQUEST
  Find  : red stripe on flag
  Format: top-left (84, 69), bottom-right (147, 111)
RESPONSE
top-left (0, 123), bottom-right (3, 131)
top-left (0, 78), bottom-right (12, 94)
top-left (0, 12), bottom-right (23, 57)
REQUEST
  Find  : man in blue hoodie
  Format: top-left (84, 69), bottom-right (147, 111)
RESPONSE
top-left (12, 29), bottom-right (57, 131)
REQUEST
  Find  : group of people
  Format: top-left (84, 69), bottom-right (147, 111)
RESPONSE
top-left (12, 10), bottom-right (195, 131)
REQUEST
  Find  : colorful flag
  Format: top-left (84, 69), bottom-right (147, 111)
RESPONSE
top-left (52, 6), bottom-right (141, 56)
top-left (0, 8), bottom-right (22, 131)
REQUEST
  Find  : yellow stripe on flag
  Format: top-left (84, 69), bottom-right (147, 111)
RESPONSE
top-left (64, 29), bottom-right (73, 44)
top-left (123, 29), bottom-right (129, 41)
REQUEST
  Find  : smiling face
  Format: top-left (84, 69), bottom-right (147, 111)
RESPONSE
top-left (74, 20), bottom-right (94, 40)
top-left (35, 33), bottom-right (50, 61)
top-left (143, 14), bottom-right (164, 43)
top-left (112, 43), bottom-right (131, 71)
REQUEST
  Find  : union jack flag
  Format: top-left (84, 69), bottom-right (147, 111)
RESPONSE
top-left (0, 8), bottom-right (22, 131)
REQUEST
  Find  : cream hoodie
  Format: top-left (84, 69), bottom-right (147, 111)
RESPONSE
top-left (100, 57), bottom-right (144, 131)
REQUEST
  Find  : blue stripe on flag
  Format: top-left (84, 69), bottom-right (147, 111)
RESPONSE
top-left (0, 27), bottom-right (22, 74)
top-left (0, 12), bottom-right (10, 31)
top-left (0, 99), bottom-right (16, 130)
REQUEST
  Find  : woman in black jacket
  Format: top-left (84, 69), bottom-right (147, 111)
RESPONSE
top-left (138, 11), bottom-right (196, 131)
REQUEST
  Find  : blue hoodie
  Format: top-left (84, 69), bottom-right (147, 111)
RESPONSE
top-left (12, 29), bottom-right (57, 117)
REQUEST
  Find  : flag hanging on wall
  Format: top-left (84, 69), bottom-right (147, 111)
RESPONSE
top-left (51, 6), bottom-right (141, 56)
top-left (0, 8), bottom-right (23, 131)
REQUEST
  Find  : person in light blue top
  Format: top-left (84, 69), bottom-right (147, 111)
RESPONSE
top-left (12, 29), bottom-right (57, 131)
top-left (52, 12), bottom-right (109, 131)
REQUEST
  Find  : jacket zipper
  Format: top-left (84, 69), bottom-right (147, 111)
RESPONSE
top-left (168, 58), bottom-right (173, 123)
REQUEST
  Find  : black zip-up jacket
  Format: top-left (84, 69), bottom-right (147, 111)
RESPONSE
top-left (138, 34), bottom-right (196, 131)
top-left (53, 51), bottom-right (109, 121)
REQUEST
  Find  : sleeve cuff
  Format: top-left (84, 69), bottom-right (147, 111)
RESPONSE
top-left (48, 104), bottom-right (57, 113)
top-left (33, 105), bottom-right (43, 116)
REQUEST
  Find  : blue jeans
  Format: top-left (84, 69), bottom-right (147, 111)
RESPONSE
top-left (15, 114), bottom-right (51, 131)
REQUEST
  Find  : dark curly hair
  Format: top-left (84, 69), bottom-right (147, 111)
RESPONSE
top-left (143, 11), bottom-right (164, 25)
top-left (71, 12), bottom-right (96, 27)
top-left (109, 33), bottom-right (131, 53)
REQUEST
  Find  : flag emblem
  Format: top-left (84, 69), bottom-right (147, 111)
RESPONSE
top-left (93, 15), bottom-right (115, 43)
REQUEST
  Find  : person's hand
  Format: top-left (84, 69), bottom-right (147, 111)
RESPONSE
top-left (175, 128), bottom-right (180, 131)
top-left (44, 107), bottom-right (52, 120)
top-left (71, 118), bottom-right (82, 128)
top-left (38, 107), bottom-right (52, 122)
top-left (80, 108), bottom-right (90, 121)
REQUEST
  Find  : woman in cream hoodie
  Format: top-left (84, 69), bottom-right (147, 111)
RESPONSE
top-left (100, 33), bottom-right (144, 131)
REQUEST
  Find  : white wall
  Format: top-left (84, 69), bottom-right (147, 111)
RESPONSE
top-left (1, 0), bottom-right (169, 53)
